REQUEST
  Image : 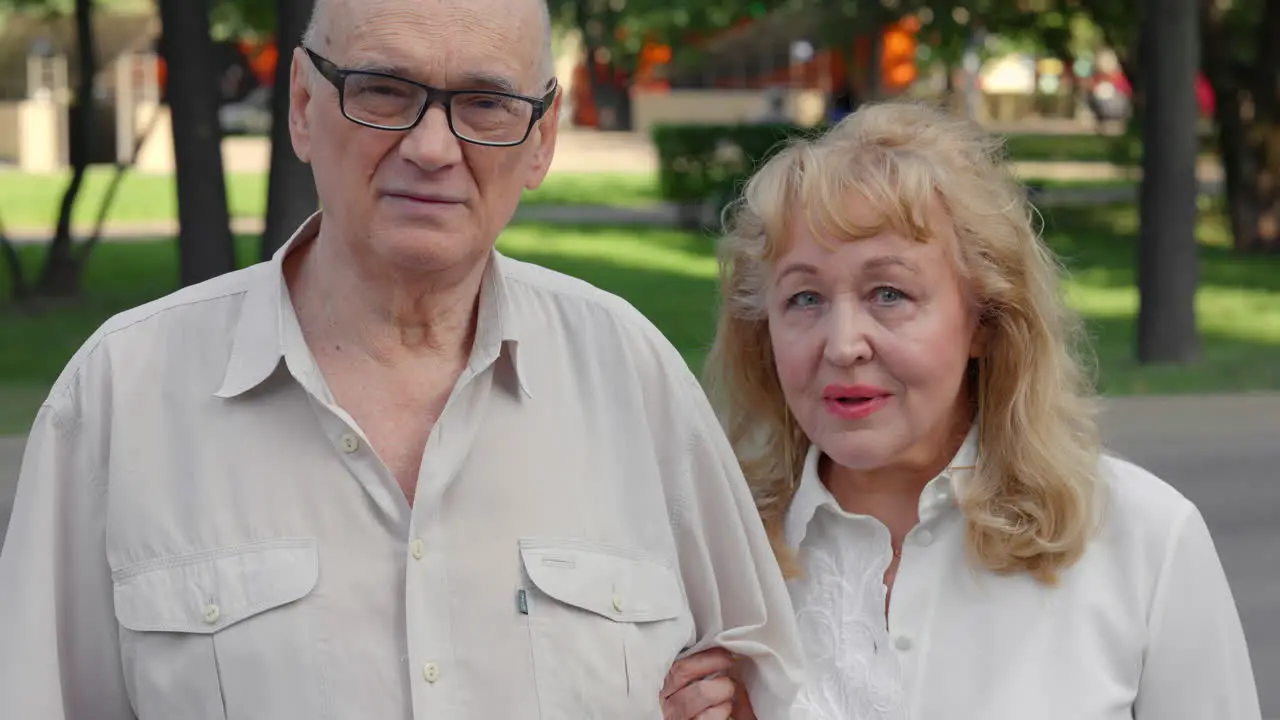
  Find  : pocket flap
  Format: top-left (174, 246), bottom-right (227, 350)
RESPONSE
top-left (112, 538), bottom-right (318, 634)
top-left (519, 538), bottom-right (683, 623)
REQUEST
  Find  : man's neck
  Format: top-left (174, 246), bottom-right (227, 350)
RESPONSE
top-left (286, 231), bottom-right (488, 371)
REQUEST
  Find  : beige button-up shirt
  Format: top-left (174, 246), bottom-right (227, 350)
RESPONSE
top-left (0, 214), bottom-right (804, 719)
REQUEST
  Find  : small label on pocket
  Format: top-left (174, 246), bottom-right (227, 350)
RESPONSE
top-left (517, 587), bottom-right (529, 615)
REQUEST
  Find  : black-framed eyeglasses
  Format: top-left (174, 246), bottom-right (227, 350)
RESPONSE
top-left (303, 47), bottom-right (557, 147)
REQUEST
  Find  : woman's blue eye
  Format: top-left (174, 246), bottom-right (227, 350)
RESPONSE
top-left (872, 287), bottom-right (907, 304)
top-left (787, 291), bottom-right (822, 308)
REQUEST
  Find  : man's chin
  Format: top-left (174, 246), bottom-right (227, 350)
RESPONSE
top-left (368, 225), bottom-right (486, 272)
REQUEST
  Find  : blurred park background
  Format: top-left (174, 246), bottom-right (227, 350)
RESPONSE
top-left (0, 0), bottom-right (1277, 711)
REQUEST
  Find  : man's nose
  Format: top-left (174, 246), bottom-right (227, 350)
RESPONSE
top-left (822, 299), bottom-right (874, 367)
top-left (399, 105), bottom-right (463, 171)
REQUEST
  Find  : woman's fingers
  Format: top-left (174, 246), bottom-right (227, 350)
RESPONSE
top-left (660, 648), bottom-right (736, 699)
top-left (662, 676), bottom-right (737, 720)
top-left (694, 703), bottom-right (734, 720)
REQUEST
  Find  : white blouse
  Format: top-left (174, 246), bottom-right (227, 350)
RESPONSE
top-left (784, 428), bottom-right (1261, 720)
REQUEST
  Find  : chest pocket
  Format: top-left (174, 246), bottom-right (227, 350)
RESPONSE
top-left (111, 538), bottom-right (324, 720)
top-left (519, 538), bottom-right (687, 720)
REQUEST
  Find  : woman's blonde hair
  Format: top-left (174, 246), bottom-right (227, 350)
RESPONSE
top-left (704, 100), bottom-right (1102, 584)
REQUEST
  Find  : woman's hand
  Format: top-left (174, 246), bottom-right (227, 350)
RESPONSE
top-left (660, 648), bottom-right (757, 720)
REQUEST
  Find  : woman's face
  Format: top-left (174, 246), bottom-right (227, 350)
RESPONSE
top-left (766, 204), bottom-right (984, 473)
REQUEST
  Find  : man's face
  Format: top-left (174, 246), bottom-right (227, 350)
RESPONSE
top-left (289, 0), bottom-right (560, 276)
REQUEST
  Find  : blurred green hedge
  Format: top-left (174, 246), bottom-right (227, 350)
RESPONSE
top-left (650, 122), bottom-right (824, 229)
top-left (650, 120), bottom-right (1214, 229)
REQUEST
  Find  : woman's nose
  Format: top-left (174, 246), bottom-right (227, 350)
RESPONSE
top-left (822, 300), bottom-right (874, 367)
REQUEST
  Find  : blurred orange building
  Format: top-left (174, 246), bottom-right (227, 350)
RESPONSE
top-left (572, 14), bottom-right (920, 128)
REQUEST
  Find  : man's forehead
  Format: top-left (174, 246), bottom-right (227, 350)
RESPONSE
top-left (317, 0), bottom-right (544, 89)
top-left (320, 0), bottom-right (542, 58)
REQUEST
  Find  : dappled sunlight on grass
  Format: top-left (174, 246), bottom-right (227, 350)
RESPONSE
top-left (1, 205), bottom-right (1278, 433)
top-left (523, 173), bottom-right (660, 207)
top-left (1045, 203), bottom-right (1280, 394)
top-left (0, 170), bottom-right (661, 232)
top-left (1066, 283), bottom-right (1280, 344)
top-left (498, 224), bottom-right (719, 279)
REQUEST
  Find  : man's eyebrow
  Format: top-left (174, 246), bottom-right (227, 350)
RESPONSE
top-left (344, 60), bottom-right (523, 95)
top-left (452, 72), bottom-right (521, 94)
top-left (344, 57), bottom-right (412, 76)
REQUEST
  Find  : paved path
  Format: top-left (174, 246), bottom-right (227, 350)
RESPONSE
top-left (0, 393), bottom-right (1277, 713)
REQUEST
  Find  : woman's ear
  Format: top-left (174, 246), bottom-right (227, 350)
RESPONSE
top-left (968, 307), bottom-right (992, 359)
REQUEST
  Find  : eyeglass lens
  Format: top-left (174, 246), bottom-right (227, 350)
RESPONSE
top-left (343, 73), bottom-right (535, 144)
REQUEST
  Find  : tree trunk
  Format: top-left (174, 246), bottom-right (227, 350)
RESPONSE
top-left (1137, 0), bottom-right (1201, 364)
top-left (1246, 0), bottom-right (1280, 252)
top-left (575, 0), bottom-right (632, 131)
top-left (157, 0), bottom-right (237, 286)
top-left (588, 77), bottom-right (633, 131)
top-left (1200, 0), bottom-right (1262, 252)
top-left (34, 0), bottom-right (96, 298)
top-left (1253, 127), bottom-right (1280, 252)
top-left (261, 0), bottom-right (319, 260)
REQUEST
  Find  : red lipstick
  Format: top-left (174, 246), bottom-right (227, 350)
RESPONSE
top-left (822, 384), bottom-right (893, 420)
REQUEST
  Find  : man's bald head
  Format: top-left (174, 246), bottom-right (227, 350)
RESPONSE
top-left (301, 0), bottom-right (556, 85)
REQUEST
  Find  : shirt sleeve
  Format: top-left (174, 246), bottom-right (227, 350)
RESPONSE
top-left (0, 401), bottom-right (133, 719)
top-left (1133, 503), bottom-right (1261, 720)
top-left (667, 376), bottom-right (806, 720)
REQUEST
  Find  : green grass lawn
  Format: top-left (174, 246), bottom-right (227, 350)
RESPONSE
top-left (1001, 132), bottom-right (1218, 165)
top-left (0, 169), bottom-right (662, 232)
top-left (0, 131), bottom-right (1218, 232)
top-left (1, 205), bottom-right (1277, 434)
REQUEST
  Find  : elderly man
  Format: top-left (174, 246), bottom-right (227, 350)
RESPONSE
top-left (0, 0), bottom-right (803, 718)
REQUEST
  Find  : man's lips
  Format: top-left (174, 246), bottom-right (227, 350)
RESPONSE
top-left (382, 191), bottom-right (466, 204)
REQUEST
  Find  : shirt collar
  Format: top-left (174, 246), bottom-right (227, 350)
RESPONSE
top-left (783, 423), bottom-right (979, 550)
top-left (215, 211), bottom-right (531, 399)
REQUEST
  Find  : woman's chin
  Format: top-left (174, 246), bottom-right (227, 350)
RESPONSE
top-left (818, 429), bottom-right (901, 472)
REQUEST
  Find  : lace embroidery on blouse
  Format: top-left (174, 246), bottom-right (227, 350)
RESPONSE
top-left (791, 531), bottom-right (907, 720)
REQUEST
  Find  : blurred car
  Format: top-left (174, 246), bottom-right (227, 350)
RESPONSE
top-left (1087, 69), bottom-right (1216, 124)
top-left (1088, 70), bottom-right (1132, 122)
top-left (219, 86), bottom-right (273, 136)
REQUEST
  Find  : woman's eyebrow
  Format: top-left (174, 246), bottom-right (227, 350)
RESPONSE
top-left (774, 262), bottom-right (821, 285)
top-left (863, 255), bottom-right (921, 274)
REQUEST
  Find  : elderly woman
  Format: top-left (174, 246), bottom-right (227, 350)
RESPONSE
top-left (660, 102), bottom-right (1260, 720)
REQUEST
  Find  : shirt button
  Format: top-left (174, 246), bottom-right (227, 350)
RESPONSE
top-left (338, 433), bottom-right (360, 453)
top-left (422, 662), bottom-right (441, 683)
top-left (202, 604), bottom-right (221, 625)
top-left (410, 539), bottom-right (425, 560)
top-left (916, 529), bottom-right (934, 546)
top-left (895, 635), bottom-right (913, 652)
top-left (612, 594), bottom-right (625, 613)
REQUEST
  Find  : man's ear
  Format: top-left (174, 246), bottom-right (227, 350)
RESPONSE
top-left (289, 47), bottom-right (315, 163)
top-left (523, 87), bottom-right (562, 191)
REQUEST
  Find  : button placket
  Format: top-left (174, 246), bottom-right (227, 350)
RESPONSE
top-left (403, 361), bottom-right (494, 714)
top-left (886, 511), bottom-right (948, 696)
